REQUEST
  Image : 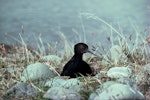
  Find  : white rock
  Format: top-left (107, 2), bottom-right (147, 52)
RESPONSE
top-left (45, 77), bottom-right (82, 91)
top-left (21, 62), bottom-right (57, 82)
top-left (45, 78), bottom-right (79, 87)
top-left (43, 87), bottom-right (82, 100)
top-left (89, 81), bottom-right (118, 100)
top-left (100, 81), bottom-right (118, 89)
top-left (41, 55), bottom-right (62, 65)
top-left (107, 66), bottom-right (133, 78)
top-left (117, 77), bottom-right (136, 88)
top-left (94, 83), bottom-right (145, 100)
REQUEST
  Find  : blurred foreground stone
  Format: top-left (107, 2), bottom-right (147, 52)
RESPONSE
top-left (45, 77), bottom-right (83, 91)
top-left (21, 62), bottom-right (57, 82)
top-left (43, 87), bottom-right (82, 100)
top-left (6, 82), bottom-right (38, 96)
top-left (90, 83), bottom-right (145, 100)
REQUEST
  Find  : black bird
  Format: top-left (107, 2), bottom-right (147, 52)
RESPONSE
top-left (61, 43), bottom-right (93, 78)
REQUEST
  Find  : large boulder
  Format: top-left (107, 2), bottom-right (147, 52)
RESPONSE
top-left (21, 62), bottom-right (57, 82)
top-left (6, 82), bottom-right (38, 96)
top-left (90, 83), bottom-right (145, 100)
top-left (45, 77), bottom-right (83, 91)
top-left (43, 87), bottom-right (82, 100)
top-left (117, 77), bottom-right (136, 88)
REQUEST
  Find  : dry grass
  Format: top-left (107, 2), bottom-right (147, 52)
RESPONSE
top-left (0, 13), bottom-right (150, 99)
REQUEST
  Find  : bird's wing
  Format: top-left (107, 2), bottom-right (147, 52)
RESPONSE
top-left (61, 59), bottom-right (79, 76)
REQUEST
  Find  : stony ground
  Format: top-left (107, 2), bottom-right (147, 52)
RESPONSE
top-left (0, 42), bottom-right (150, 100)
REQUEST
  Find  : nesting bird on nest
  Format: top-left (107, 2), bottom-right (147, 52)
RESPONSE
top-left (61, 43), bottom-right (96, 78)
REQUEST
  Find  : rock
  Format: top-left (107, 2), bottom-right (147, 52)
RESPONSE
top-left (100, 81), bottom-right (118, 89)
top-left (41, 55), bottom-right (62, 65)
top-left (91, 83), bottom-right (145, 100)
top-left (21, 62), bottom-right (57, 82)
top-left (6, 82), bottom-right (38, 96)
top-left (107, 66), bottom-right (133, 78)
top-left (89, 81), bottom-right (118, 100)
top-left (117, 77), bottom-right (136, 88)
top-left (45, 77), bottom-right (82, 91)
top-left (43, 87), bottom-right (82, 100)
top-left (110, 45), bottom-right (127, 64)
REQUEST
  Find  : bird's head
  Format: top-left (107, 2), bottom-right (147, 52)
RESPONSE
top-left (74, 43), bottom-right (89, 54)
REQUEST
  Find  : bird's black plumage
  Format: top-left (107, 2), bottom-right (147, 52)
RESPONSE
top-left (61, 43), bottom-right (92, 78)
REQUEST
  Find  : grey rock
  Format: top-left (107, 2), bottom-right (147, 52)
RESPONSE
top-left (43, 87), bottom-right (82, 100)
top-left (45, 77), bottom-right (82, 91)
top-left (6, 82), bottom-right (38, 96)
top-left (107, 66), bottom-right (133, 78)
top-left (89, 81), bottom-right (118, 100)
top-left (100, 81), bottom-right (118, 90)
top-left (92, 83), bottom-right (145, 100)
top-left (117, 77), bottom-right (136, 88)
top-left (21, 62), bottom-right (57, 82)
top-left (41, 55), bottom-right (62, 65)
